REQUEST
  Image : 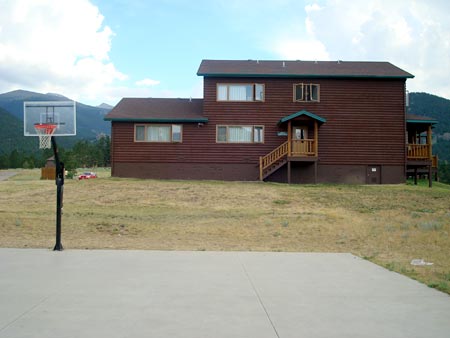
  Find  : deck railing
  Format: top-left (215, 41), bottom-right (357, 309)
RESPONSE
top-left (407, 144), bottom-right (430, 159)
top-left (291, 139), bottom-right (316, 156)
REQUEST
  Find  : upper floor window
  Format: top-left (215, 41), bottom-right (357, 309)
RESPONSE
top-left (135, 124), bottom-right (182, 143)
top-left (216, 125), bottom-right (264, 143)
top-left (294, 83), bottom-right (320, 102)
top-left (217, 83), bottom-right (264, 102)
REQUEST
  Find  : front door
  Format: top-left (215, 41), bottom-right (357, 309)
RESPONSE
top-left (292, 126), bottom-right (309, 155)
top-left (293, 126), bottom-right (308, 140)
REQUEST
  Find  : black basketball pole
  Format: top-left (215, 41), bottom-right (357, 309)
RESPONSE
top-left (51, 136), bottom-right (64, 251)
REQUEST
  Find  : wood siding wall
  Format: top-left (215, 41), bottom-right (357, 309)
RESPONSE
top-left (203, 77), bottom-right (406, 166)
top-left (111, 76), bottom-right (406, 169)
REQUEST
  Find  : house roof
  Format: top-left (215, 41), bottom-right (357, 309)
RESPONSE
top-left (104, 98), bottom-right (207, 123)
top-left (279, 110), bottom-right (327, 124)
top-left (197, 59), bottom-right (414, 79)
top-left (406, 114), bottom-right (438, 125)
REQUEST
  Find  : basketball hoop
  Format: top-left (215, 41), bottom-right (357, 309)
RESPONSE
top-left (34, 123), bottom-right (57, 149)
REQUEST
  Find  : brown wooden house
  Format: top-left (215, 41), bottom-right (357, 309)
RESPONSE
top-left (105, 59), bottom-right (437, 184)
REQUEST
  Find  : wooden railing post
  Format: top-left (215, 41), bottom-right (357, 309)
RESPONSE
top-left (287, 121), bottom-right (292, 156)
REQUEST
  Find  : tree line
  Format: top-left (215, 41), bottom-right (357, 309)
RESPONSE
top-left (0, 135), bottom-right (110, 171)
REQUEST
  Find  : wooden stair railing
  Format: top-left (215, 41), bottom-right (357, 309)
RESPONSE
top-left (259, 141), bottom-right (289, 180)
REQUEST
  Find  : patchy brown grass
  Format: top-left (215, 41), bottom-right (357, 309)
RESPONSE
top-left (1, 169), bottom-right (449, 293)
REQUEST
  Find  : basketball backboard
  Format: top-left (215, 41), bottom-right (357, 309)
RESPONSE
top-left (24, 101), bottom-right (76, 136)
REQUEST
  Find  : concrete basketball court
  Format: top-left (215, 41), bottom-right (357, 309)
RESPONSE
top-left (0, 249), bottom-right (449, 338)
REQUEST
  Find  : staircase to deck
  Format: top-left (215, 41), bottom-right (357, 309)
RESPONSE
top-left (259, 141), bottom-right (288, 180)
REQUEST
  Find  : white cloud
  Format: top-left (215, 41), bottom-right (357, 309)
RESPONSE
top-left (135, 78), bottom-right (161, 87)
top-left (268, 0), bottom-right (450, 99)
top-left (0, 0), bottom-right (126, 104)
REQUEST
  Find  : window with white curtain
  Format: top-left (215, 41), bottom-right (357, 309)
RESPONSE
top-left (148, 126), bottom-right (170, 142)
top-left (216, 125), bottom-right (264, 143)
top-left (217, 84), bottom-right (265, 101)
top-left (134, 124), bottom-right (182, 143)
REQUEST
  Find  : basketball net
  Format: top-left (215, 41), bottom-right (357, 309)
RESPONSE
top-left (34, 123), bottom-right (57, 149)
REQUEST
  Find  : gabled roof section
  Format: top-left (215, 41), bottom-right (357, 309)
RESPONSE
top-left (104, 98), bottom-right (207, 123)
top-left (406, 114), bottom-right (438, 125)
top-left (279, 110), bottom-right (326, 124)
top-left (198, 59), bottom-right (414, 79)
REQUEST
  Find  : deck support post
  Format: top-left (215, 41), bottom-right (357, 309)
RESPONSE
top-left (314, 161), bottom-right (318, 184)
top-left (259, 157), bottom-right (263, 181)
top-left (414, 167), bottom-right (418, 185)
top-left (287, 161), bottom-right (291, 184)
top-left (428, 165), bottom-right (432, 188)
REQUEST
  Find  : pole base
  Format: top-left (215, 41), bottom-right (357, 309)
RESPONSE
top-left (53, 243), bottom-right (64, 251)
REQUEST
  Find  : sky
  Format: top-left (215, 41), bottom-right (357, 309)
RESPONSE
top-left (0, 0), bottom-right (449, 106)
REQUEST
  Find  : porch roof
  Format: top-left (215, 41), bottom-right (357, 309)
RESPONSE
top-left (279, 110), bottom-right (326, 124)
top-left (406, 114), bottom-right (438, 125)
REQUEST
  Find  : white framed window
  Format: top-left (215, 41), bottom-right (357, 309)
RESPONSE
top-left (293, 83), bottom-right (320, 102)
top-left (216, 125), bottom-right (264, 143)
top-left (134, 124), bottom-right (182, 143)
top-left (217, 83), bottom-right (265, 102)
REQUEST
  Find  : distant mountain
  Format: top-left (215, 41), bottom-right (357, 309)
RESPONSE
top-left (0, 106), bottom-right (38, 154)
top-left (409, 92), bottom-right (450, 135)
top-left (0, 90), bottom-right (111, 142)
top-left (98, 103), bottom-right (114, 109)
top-left (409, 92), bottom-right (450, 160)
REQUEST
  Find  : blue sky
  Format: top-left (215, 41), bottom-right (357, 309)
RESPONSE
top-left (0, 0), bottom-right (449, 105)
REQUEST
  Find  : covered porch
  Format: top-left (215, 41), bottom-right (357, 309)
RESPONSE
top-left (259, 110), bottom-right (326, 182)
top-left (406, 114), bottom-right (438, 187)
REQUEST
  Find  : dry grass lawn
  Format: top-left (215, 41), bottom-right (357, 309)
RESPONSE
top-left (1, 169), bottom-right (449, 294)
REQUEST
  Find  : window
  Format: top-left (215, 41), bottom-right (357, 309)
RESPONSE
top-left (217, 84), bottom-right (264, 101)
top-left (293, 83), bottom-right (320, 102)
top-left (216, 125), bottom-right (264, 143)
top-left (134, 124), bottom-right (182, 143)
top-left (135, 125), bottom-right (145, 141)
top-left (254, 126), bottom-right (264, 143)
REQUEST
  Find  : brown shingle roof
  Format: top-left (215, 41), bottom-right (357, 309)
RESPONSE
top-left (104, 98), bottom-right (207, 122)
top-left (197, 59), bottom-right (414, 79)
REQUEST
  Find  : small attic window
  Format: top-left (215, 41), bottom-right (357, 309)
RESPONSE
top-left (294, 83), bottom-right (320, 102)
